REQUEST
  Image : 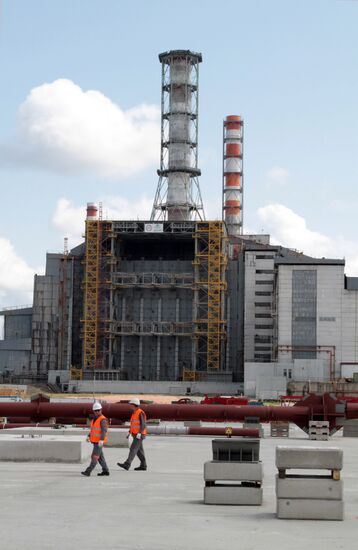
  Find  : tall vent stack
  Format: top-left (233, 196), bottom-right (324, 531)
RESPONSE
top-left (151, 50), bottom-right (204, 221)
top-left (223, 115), bottom-right (243, 236)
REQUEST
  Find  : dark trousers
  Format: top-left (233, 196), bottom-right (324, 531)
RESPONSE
top-left (87, 443), bottom-right (109, 473)
top-left (125, 437), bottom-right (147, 468)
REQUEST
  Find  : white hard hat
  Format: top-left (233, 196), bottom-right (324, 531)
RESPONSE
top-left (129, 398), bottom-right (140, 406)
top-left (92, 401), bottom-right (102, 411)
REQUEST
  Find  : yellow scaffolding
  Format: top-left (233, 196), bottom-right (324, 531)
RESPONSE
top-left (193, 221), bottom-right (227, 372)
top-left (82, 219), bottom-right (100, 369)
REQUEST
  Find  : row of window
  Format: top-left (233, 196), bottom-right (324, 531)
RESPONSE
top-left (255, 335), bottom-right (272, 343)
top-left (255, 313), bottom-right (271, 318)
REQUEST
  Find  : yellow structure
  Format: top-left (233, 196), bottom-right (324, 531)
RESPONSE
top-left (193, 221), bottom-right (227, 373)
top-left (82, 219), bottom-right (100, 369)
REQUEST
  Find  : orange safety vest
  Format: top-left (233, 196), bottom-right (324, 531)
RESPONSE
top-left (130, 408), bottom-right (147, 436)
top-left (90, 414), bottom-right (108, 444)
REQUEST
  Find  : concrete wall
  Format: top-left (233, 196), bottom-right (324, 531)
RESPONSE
top-left (244, 250), bottom-right (275, 363)
top-left (244, 361), bottom-right (290, 397)
top-left (67, 380), bottom-right (244, 395)
top-left (0, 309), bottom-right (32, 375)
top-left (277, 264), bottom-right (358, 377)
top-left (31, 274), bottom-right (60, 376)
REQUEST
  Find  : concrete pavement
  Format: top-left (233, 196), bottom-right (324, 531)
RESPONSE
top-left (0, 426), bottom-right (357, 549)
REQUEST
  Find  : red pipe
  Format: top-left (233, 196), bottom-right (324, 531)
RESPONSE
top-left (187, 427), bottom-right (259, 437)
top-left (0, 401), bottom-right (310, 423)
top-left (0, 394), bottom-right (355, 434)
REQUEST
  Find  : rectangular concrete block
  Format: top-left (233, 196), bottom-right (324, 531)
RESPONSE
top-left (204, 460), bottom-right (263, 482)
top-left (3, 427), bottom-right (130, 448)
top-left (277, 498), bottom-right (344, 520)
top-left (276, 446), bottom-right (343, 470)
top-left (204, 486), bottom-right (263, 505)
top-left (0, 436), bottom-right (92, 463)
top-left (212, 438), bottom-right (260, 462)
top-left (276, 475), bottom-right (343, 500)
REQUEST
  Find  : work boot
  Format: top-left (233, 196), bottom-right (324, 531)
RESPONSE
top-left (134, 466), bottom-right (147, 471)
top-left (117, 462), bottom-right (130, 470)
top-left (97, 470), bottom-right (110, 476)
top-left (81, 469), bottom-right (91, 477)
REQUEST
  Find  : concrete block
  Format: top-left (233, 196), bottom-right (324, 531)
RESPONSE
top-left (309, 421), bottom-right (329, 428)
top-left (0, 435), bottom-right (92, 463)
top-left (276, 446), bottom-right (343, 470)
top-left (309, 434), bottom-right (329, 441)
top-left (204, 486), bottom-right (263, 505)
top-left (212, 438), bottom-right (260, 462)
top-left (277, 498), bottom-right (344, 520)
top-left (204, 460), bottom-right (263, 482)
top-left (276, 475), bottom-right (343, 500)
top-left (343, 427), bottom-right (358, 438)
top-left (2, 427), bottom-right (129, 448)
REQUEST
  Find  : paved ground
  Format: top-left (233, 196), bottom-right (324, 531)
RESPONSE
top-left (0, 425), bottom-right (357, 550)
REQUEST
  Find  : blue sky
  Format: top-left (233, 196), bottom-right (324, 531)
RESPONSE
top-left (0, 0), bottom-right (358, 311)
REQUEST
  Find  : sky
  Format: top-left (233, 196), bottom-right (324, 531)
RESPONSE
top-left (0, 0), bottom-right (357, 313)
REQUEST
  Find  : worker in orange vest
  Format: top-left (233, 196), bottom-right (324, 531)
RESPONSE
top-left (118, 398), bottom-right (147, 471)
top-left (81, 401), bottom-right (110, 477)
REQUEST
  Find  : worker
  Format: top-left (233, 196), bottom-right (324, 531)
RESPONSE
top-left (118, 398), bottom-right (147, 471)
top-left (81, 401), bottom-right (110, 477)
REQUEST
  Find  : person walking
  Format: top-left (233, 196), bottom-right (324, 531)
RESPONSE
top-left (118, 398), bottom-right (147, 471)
top-left (81, 401), bottom-right (110, 477)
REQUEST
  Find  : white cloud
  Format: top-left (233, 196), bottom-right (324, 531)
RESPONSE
top-left (52, 195), bottom-right (153, 249)
top-left (0, 79), bottom-right (160, 179)
top-left (52, 199), bottom-right (86, 248)
top-left (0, 237), bottom-right (41, 310)
top-left (266, 166), bottom-right (290, 186)
top-left (257, 203), bottom-right (358, 275)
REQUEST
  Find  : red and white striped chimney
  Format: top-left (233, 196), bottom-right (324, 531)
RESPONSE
top-left (86, 202), bottom-right (98, 220)
top-left (223, 115), bottom-right (243, 236)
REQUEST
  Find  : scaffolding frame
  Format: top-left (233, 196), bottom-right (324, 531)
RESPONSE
top-left (191, 221), bottom-right (227, 378)
top-left (82, 220), bottom-right (112, 370)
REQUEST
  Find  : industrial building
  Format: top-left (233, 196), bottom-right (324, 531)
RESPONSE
top-left (1, 50), bottom-right (358, 396)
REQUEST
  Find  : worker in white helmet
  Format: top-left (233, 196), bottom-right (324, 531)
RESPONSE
top-left (81, 401), bottom-right (110, 477)
top-left (118, 398), bottom-right (147, 471)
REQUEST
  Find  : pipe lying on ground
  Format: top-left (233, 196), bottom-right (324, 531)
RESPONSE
top-left (0, 393), bottom-right (356, 433)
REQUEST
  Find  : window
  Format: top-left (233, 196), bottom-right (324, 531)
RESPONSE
top-left (256, 269), bottom-right (273, 274)
top-left (255, 313), bottom-right (271, 318)
top-left (256, 280), bottom-right (273, 285)
top-left (255, 291), bottom-right (271, 296)
top-left (255, 302), bottom-right (271, 307)
top-left (255, 324), bottom-right (273, 329)
top-left (255, 335), bottom-right (272, 343)
top-left (256, 255), bottom-right (274, 259)
top-left (254, 346), bottom-right (271, 352)
top-left (292, 270), bottom-right (317, 359)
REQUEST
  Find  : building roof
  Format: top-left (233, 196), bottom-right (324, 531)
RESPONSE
top-left (275, 257), bottom-right (345, 266)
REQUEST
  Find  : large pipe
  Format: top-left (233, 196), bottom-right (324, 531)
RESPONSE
top-left (0, 401), bottom-right (309, 422)
top-left (0, 393), bottom-right (355, 433)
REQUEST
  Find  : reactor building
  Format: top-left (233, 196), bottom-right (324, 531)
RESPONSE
top-left (1, 50), bottom-right (358, 397)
